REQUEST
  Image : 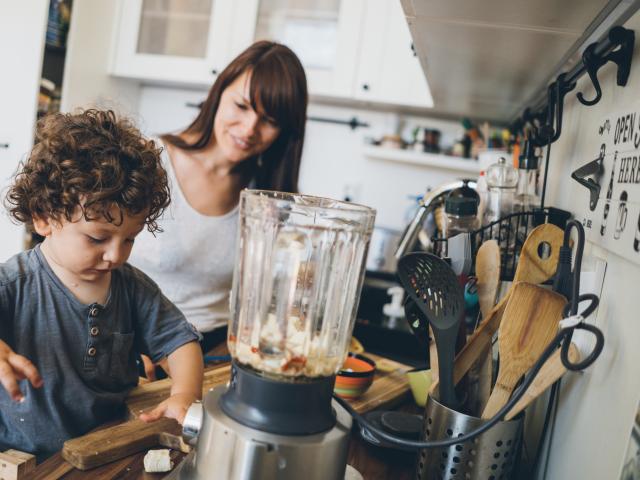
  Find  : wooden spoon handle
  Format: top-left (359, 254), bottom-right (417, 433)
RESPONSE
top-left (481, 380), bottom-right (513, 419)
top-left (505, 343), bottom-right (579, 420)
top-left (430, 297), bottom-right (507, 396)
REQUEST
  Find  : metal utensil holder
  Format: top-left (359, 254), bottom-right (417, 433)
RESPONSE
top-left (416, 396), bottom-right (523, 480)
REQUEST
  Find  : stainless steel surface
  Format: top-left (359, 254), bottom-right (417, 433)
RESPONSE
top-left (182, 401), bottom-right (203, 443)
top-left (416, 396), bottom-right (523, 480)
top-left (401, 0), bottom-right (618, 122)
top-left (395, 180), bottom-right (477, 260)
top-left (175, 386), bottom-right (352, 480)
top-left (366, 226), bottom-right (402, 274)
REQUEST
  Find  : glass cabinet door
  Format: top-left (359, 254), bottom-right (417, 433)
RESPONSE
top-left (136, 0), bottom-right (213, 58)
top-left (243, 0), bottom-right (365, 98)
top-left (112, 0), bottom-right (235, 86)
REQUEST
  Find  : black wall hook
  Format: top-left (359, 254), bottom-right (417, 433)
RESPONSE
top-left (577, 26), bottom-right (635, 106)
top-left (537, 73), bottom-right (576, 145)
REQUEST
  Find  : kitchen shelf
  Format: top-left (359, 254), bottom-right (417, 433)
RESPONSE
top-left (363, 145), bottom-right (481, 174)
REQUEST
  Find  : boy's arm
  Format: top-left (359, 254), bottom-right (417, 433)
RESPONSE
top-left (139, 341), bottom-right (203, 424)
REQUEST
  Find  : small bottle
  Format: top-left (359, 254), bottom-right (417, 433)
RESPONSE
top-left (513, 141), bottom-right (540, 213)
top-left (476, 170), bottom-right (488, 222)
top-left (444, 196), bottom-right (480, 238)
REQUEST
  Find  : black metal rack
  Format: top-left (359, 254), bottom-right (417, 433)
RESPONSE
top-left (432, 207), bottom-right (571, 281)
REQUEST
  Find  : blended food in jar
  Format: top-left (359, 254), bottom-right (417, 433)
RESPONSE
top-left (229, 313), bottom-right (345, 377)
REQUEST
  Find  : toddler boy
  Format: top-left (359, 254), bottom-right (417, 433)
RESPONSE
top-left (0, 109), bottom-right (203, 457)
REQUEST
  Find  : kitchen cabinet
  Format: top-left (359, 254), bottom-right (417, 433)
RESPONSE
top-left (0, 1), bottom-right (48, 261)
top-left (243, 0), bottom-right (366, 98)
top-left (353, 0), bottom-right (432, 108)
top-left (110, 0), bottom-right (256, 87)
top-left (109, 0), bottom-right (432, 107)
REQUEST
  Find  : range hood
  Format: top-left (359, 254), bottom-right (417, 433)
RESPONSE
top-left (401, 0), bottom-right (633, 123)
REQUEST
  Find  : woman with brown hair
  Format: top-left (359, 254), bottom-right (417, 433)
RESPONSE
top-left (129, 41), bottom-right (308, 376)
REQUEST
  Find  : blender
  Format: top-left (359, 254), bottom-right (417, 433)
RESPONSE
top-left (173, 190), bottom-right (375, 480)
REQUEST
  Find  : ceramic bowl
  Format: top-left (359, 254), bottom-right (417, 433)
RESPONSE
top-left (334, 353), bottom-right (376, 399)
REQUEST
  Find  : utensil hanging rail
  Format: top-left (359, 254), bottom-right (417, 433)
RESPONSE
top-left (307, 116), bottom-right (369, 130)
top-left (512, 25), bottom-right (635, 147)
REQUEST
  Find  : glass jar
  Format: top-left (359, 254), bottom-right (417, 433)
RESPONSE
top-left (228, 190), bottom-right (376, 380)
top-left (483, 157), bottom-right (518, 225)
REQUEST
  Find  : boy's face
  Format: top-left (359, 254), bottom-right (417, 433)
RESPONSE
top-left (33, 206), bottom-right (147, 282)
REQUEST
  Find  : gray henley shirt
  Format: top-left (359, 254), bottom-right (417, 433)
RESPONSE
top-left (0, 245), bottom-right (201, 457)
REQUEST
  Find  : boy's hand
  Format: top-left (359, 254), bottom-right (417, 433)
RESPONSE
top-left (0, 340), bottom-right (43, 402)
top-left (139, 392), bottom-right (198, 424)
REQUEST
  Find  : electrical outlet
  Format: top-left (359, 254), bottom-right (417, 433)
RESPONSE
top-left (572, 255), bottom-right (607, 359)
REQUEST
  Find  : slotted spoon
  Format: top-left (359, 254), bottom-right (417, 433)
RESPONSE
top-left (397, 253), bottom-right (464, 409)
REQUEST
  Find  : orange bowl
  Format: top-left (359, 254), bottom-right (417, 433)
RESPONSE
top-left (334, 353), bottom-right (376, 399)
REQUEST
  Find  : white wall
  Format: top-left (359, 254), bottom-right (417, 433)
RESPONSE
top-left (535, 12), bottom-right (640, 480)
top-left (136, 84), bottom-right (476, 230)
top-left (61, 0), bottom-right (140, 117)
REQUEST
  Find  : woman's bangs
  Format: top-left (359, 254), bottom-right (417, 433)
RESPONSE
top-left (249, 60), bottom-right (299, 134)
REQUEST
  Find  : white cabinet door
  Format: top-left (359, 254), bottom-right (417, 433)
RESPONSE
top-left (0, 1), bottom-right (48, 261)
top-left (354, 0), bottom-right (433, 108)
top-left (110, 0), bottom-right (238, 86)
top-left (240, 0), bottom-right (366, 98)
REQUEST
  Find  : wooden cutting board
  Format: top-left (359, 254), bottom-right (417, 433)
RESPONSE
top-left (63, 353), bottom-right (412, 470)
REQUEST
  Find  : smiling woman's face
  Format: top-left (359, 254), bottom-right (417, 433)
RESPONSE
top-left (213, 70), bottom-right (281, 164)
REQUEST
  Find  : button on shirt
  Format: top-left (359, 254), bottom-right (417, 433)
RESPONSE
top-left (0, 246), bottom-right (201, 457)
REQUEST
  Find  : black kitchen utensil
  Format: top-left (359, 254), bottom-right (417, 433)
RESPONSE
top-left (404, 297), bottom-right (429, 348)
top-left (397, 253), bottom-right (464, 409)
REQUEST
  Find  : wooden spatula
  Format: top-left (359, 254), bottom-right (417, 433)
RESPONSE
top-left (431, 223), bottom-right (565, 394)
top-left (481, 282), bottom-right (567, 419)
top-left (505, 343), bottom-right (579, 420)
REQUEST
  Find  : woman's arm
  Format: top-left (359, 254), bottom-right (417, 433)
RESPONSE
top-left (139, 341), bottom-right (203, 424)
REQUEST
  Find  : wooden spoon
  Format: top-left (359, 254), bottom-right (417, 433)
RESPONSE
top-left (473, 240), bottom-right (501, 412)
top-left (430, 223), bottom-right (565, 395)
top-left (481, 282), bottom-right (567, 419)
top-left (476, 240), bottom-right (501, 318)
top-left (505, 342), bottom-right (579, 420)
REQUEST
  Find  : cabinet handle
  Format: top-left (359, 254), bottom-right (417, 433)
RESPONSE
top-left (0, 143), bottom-right (9, 149)
top-left (362, 84), bottom-right (369, 91)
top-left (411, 42), bottom-right (417, 57)
top-left (211, 68), bottom-right (218, 75)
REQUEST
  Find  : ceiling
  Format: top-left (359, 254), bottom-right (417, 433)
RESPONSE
top-left (401, 0), bottom-right (620, 123)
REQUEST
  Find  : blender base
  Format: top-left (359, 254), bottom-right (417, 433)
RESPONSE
top-left (170, 386), bottom-right (353, 480)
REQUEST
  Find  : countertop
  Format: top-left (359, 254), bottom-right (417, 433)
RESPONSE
top-left (30, 344), bottom-right (418, 479)
top-left (31, 430), bottom-right (417, 479)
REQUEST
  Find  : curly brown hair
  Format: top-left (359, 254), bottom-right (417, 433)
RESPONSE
top-left (6, 109), bottom-right (170, 233)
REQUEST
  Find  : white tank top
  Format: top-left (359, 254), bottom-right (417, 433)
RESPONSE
top-left (128, 142), bottom-right (239, 333)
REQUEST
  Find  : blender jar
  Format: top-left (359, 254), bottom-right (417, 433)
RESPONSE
top-left (228, 190), bottom-right (376, 379)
